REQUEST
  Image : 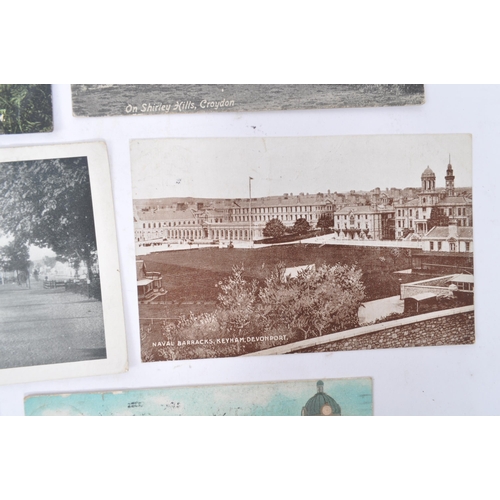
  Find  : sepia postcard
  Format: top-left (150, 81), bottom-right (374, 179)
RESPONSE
top-left (0, 142), bottom-right (127, 385)
top-left (0, 84), bottom-right (53, 134)
top-left (24, 378), bottom-right (373, 416)
top-left (72, 84), bottom-right (425, 117)
top-left (132, 135), bottom-right (474, 363)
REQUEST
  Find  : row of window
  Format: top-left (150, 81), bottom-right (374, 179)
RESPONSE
top-left (397, 207), bottom-right (468, 218)
top-left (142, 220), bottom-right (198, 229)
top-left (429, 241), bottom-right (471, 252)
top-left (335, 214), bottom-right (369, 220)
top-left (337, 224), bottom-right (370, 230)
top-left (231, 205), bottom-right (333, 215)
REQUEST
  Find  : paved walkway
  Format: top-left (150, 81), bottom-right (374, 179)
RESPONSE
top-left (358, 295), bottom-right (404, 326)
top-left (300, 234), bottom-right (423, 249)
top-left (0, 281), bottom-right (106, 370)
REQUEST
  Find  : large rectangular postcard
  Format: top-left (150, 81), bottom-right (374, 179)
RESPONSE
top-left (0, 84), bottom-right (53, 134)
top-left (24, 378), bottom-right (373, 416)
top-left (0, 142), bottom-right (127, 385)
top-left (72, 84), bottom-right (425, 117)
top-left (132, 135), bottom-right (474, 363)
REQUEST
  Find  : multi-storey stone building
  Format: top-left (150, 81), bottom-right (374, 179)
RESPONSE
top-left (134, 193), bottom-right (335, 243)
top-left (333, 205), bottom-right (395, 241)
top-left (134, 162), bottom-right (472, 245)
top-left (394, 162), bottom-right (473, 239)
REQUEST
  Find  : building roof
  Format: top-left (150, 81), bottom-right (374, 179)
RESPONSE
top-left (425, 226), bottom-right (473, 239)
top-left (406, 292), bottom-right (437, 302)
top-left (450, 274), bottom-right (474, 284)
top-left (302, 381), bottom-right (341, 417)
top-left (137, 279), bottom-right (154, 287)
top-left (136, 209), bottom-right (197, 222)
top-left (395, 194), bottom-right (473, 209)
top-left (438, 196), bottom-right (473, 206)
top-left (336, 205), bottom-right (394, 215)
top-left (422, 167), bottom-right (436, 178)
top-left (396, 198), bottom-right (421, 207)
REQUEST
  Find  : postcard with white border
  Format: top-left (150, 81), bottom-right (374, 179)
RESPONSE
top-left (131, 135), bottom-right (474, 363)
top-left (71, 84), bottom-right (425, 117)
top-left (25, 378), bottom-right (373, 416)
top-left (0, 142), bottom-right (127, 385)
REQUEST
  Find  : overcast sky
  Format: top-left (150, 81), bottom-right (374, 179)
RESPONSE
top-left (130, 135), bottom-right (472, 200)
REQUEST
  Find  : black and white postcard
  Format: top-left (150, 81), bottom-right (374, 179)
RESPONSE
top-left (0, 142), bottom-right (127, 384)
top-left (72, 84), bottom-right (425, 117)
top-left (0, 84), bottom-right (53, 134)
top-left (131, 135), bottom-right (474, 363)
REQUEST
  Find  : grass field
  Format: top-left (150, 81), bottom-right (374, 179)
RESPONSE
top-left (140, 244), bottom-right (417, 322)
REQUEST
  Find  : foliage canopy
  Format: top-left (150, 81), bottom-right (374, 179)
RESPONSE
top-left (0, 238), bottom-right (31, 274)
top-left (263, 218), bottom-right (286, 238)
top-left (292, 217), bottom-right (311, 235)
top-left (157, 262), bottom-right (366, 359)
top-left (0, 84), bottom-right (53, 134)
top-left (0, 157), bottom-right (98, 277)
top-left (317, 214), bottom-right (334, 231)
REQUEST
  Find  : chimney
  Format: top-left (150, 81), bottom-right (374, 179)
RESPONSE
top-left (449, 219), bottom-right (458, 239)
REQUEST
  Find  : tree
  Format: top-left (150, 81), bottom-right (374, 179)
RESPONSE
top-left (263, 218), bottom-right (286, 238)
top-left (162, 262), bottom-right (366, 358)
top-left (316, 214), bottom-right (334, 232)
top-left (259, 263), bottom-right (365, 339)
top-left (427, 207), bottom-right (449, 231)
top-left (0, 238), bottom-right (31, 280)
top-left (293, 218), bottom-right (311, 235)
top-left (0, 157), bottom-right (98, 280)
top-left (0, 85), bottom-right (52, 134)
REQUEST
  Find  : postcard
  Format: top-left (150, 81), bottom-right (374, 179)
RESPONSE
top-left (0, 142), bottom-right (127, 385)
top-left (131, 135), bottom-right (474, 363)
top-left (25, 378), bottom-right (373, 416)
top-left (0, 84), bottom-right (53, 134)
top-left (71, 84), bottom-right (425, 117)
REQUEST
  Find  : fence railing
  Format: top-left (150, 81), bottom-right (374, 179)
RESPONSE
top-left (43, 279), bottom-right (102, 301)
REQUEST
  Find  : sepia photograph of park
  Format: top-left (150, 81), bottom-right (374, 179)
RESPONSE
top-left (72, 84), bottom-right (425, 117)
top-left (0, 143), bottom-right (127, 385)
top-left (131, 135), bottom-right (474, 363)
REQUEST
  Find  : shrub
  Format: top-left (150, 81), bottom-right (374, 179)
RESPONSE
top-left (157, 262), bottom-right (366, 359)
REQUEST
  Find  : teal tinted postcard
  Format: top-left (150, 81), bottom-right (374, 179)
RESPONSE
top-left (25, 378), bottom-right (373, 416)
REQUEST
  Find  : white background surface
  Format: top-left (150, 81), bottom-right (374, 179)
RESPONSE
top-left (0, 84), bottom-right (498, 416)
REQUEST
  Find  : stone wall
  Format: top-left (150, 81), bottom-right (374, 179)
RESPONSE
top-left (400, 275), bottom-right (455, 300)
top-left (400, 284), bottom-right (453, 300)
top-left (248, 306), bottom-right (475, 357)
top-left (298, 310), bottom-right (474, 354)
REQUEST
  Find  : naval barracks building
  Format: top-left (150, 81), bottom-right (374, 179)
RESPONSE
top-left (134, 193), bottom-right (335, 243)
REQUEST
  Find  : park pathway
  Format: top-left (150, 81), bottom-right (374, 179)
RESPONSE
top-left (358, 295), bottom-right (404, 326)
top-left (0, 280), bottom-right (106, 370)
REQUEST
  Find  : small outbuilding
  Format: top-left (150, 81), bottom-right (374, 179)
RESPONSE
top-left (404, 292), bottom-right (438, 314)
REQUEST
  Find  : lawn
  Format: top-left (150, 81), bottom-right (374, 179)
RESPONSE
top-left (140, 244), bottom-right (416, 322)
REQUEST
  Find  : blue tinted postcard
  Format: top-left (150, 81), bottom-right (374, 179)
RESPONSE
top-left (24, 378), bottom-right (373, 416)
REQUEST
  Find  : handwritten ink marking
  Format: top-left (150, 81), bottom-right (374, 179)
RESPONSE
top-left (128, 401), bottom-right (143, 409)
